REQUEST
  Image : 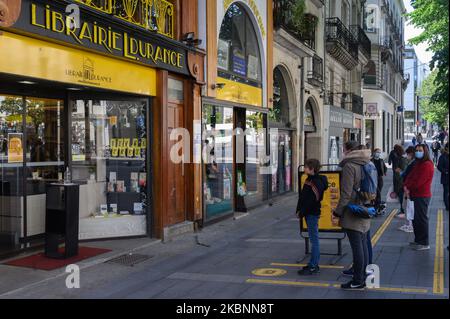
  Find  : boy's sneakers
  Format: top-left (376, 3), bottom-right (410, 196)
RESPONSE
top-left (413, 245), bottom-right (430, 251)
top-left (341, 280), bottom-right (366, 291)
top-left (297, 265), bottom-right (320, 275)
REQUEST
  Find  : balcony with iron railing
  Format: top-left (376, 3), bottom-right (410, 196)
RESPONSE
top-left (74, 0), bottom-right (174, 39)
top-left (307, 54), bottom-right (323, 87)
top-left (274, 0), bottom-right (317, 50)
top-left (326, 17), bottom-right (359, 70)
top-left (350, 25), bottom-right (371, 59)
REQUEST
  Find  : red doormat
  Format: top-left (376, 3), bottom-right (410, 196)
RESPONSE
top-left (3, 247), bottom-right (112, 271)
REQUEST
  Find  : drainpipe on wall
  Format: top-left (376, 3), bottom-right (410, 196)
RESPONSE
top-left (299, 58), bottom-right (305, 170)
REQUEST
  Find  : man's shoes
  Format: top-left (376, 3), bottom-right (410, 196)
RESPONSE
top-left (341, 281), bottom-right (366, 291)
top-left (297, 265), bottom-right (320, 275)
top-left (413, 245), bottom-right (430, 251)
top-left (409, 241), bottom-right (419, 246)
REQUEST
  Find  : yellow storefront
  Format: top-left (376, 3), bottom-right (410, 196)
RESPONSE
top-left (0, 0), bottom-right (204, 255)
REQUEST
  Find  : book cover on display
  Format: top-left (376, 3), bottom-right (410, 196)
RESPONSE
top-left (116, 181), bottom-right (125, 192)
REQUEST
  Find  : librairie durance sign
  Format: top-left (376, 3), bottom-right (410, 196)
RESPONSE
top-left (3, 0), bottom-right (189, 75)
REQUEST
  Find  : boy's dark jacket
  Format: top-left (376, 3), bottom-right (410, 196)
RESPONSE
top-left (296, 174), bottom-right (329, 217)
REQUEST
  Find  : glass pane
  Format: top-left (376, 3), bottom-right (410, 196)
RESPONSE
top-left (71, 99), bottom-right (148, 239)
top-left (168, 78), bottom-right (184, 101)
top-left (203, 105), bottom-right (234, 220)
top-left (0, 95), bottom-right (24, 253)
top-left (25, 97), bottom-right (65, 237)
top-left (244, 111), bottom-right (266, 207)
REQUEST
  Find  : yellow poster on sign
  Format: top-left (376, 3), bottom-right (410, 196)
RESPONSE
top-left (7, 133), bottom-right (24, 163)
top-left (216, 77), bottom-right (263, 107)
top-left (300, 171), bottom-right (342, 232)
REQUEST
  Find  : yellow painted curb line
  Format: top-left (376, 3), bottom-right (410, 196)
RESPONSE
top-left (372, 209), bottom-right (398, 246)
top-left (248, 278), bottom-right (429, 294)
top-left (433, 210), bottom-right (445, 294)
top-left (270, 263), bottom-right (344, 269)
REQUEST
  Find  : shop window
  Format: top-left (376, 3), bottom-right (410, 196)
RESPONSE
top-left (71, 99), bottom-right (148, 239)
top-left (271, 67), bottom-right (290, 125)
top-left (202, 105), bottom-right (234, 221)
top-left (217, 3), bottom-right (262, 85)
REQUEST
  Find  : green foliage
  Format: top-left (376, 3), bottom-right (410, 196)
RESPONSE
top-left (407, 0), bottom-right (449, 106)
top-left (418, 69), bottom-right (448, 127)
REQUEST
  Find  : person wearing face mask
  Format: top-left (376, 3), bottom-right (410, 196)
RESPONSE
top-left (437, 143), bottom-right (449, 212)
top-left (371, 149), bottom-right (387, 214)
top-left (403, 145), bottom-right (434, 251)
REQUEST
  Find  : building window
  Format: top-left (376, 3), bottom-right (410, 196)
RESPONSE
top-left (217, 3), bottom-right (263, 86)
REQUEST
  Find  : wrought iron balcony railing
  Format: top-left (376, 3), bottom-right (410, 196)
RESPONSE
top-left (307, 54), bottom-right (323, 87)
top-left (351, 94), bottom-right (364, 115)
top-left (274, 0), bottom-right (317, 50)
top-left (350, 25), bottom-right (371, 59)
top-left (74, 0), bottom-right (174, 39)
top-left (326, 17), bottom-right (359, 70)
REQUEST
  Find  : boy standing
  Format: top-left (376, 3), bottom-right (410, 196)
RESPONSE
top-left (296, 159), bottom-right (329, 275)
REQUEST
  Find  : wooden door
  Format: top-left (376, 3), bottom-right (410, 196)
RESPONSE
top-left (167, 102), bottom-right (185, 225)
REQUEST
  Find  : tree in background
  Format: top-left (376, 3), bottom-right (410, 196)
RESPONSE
top-left (419, 70), bottom-right (448, 128)
top-left (408, 0), bottom-right (449, 109)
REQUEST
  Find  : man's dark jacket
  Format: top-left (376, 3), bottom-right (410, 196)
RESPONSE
top-left (297, 174), bottom-right (329, 217)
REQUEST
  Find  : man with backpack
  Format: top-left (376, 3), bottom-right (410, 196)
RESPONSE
top-left (332, 141), bottom-right (377, 290)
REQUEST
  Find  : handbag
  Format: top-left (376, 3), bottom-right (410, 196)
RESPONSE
top-left (406, 199), bottom-right (415, 221)
top-left (386, 185), bottom-right (399, 203)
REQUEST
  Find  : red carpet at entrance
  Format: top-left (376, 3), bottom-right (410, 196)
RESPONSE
top-left (3, 247), bottom-right (112, 271)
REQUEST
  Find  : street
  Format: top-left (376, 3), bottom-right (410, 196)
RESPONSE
top-left (0, 170), bottom-right (447, 299)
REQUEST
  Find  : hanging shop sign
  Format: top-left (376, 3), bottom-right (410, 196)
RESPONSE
top-left (2, 0), bottom-right (189, 75)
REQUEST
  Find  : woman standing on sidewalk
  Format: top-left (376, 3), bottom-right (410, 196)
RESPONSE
top-left (371, 148), bottom-right (387, 214)
top-left (403, 145), bottom-right (434, 251)
top-left (437, 143), bottom-right (449, 212)
top-left (398, 147), bottom-right (417, 233)
top-left (332, 141), bottom-right (372, 290)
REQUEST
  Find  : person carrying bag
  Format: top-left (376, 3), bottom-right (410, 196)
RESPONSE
top-left (332, 142), bottom-right (373, 290)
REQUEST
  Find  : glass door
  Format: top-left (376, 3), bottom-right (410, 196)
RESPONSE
top-left (25, 97), bottom-right (65, 237)
top-left (0, 95), bottom-right (24, 254)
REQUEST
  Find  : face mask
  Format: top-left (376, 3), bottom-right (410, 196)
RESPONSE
top-left (415, 151), bottom-right (424, 159)
top-left (374, 152), bottom-right (381, 159)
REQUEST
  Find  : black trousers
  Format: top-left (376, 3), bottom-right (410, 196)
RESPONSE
top-left (375, 177), bottom-right (383, 208)
top-left (412, 197), bottom-right (431, 246)
top-left (443, 184), bottom-right (449, 211)
top-left (346, 229), bottom-right (369, 285)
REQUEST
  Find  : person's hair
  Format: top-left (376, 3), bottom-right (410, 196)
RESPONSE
top-left (344, 141), bottom-right (360, 152)
top-left (305, 159), bottom-right (322, 174)
top-left (415, 144), bottom-right (431, 162)
top-left (394, 144), bottom-right (405, 156)
top-left (443, 143), bottom-right (449, 154)
top-left (373, 148), bottom-right (381, 153)
top-left (405, 146), bottom-right (415, 155)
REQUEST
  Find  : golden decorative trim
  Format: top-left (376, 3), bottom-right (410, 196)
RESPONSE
top-left (75, 0), bottom-right (174, 39)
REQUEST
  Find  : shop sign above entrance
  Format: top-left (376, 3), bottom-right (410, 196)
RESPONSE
top-left (2, 0), bottom-right (190, 75)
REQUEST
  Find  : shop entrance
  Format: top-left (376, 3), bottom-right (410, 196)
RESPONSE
top-left (1, 94), bottom-right (65, 255)
top-left (270, 130), bottom-right (292, 196)
top-left (167, 102), bottom-right (186, 226)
